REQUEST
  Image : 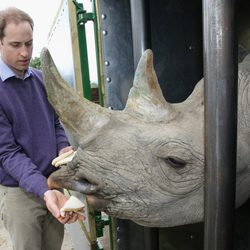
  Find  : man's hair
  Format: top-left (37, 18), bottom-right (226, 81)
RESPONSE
top-left (0, 7), bottom-right (34, 40)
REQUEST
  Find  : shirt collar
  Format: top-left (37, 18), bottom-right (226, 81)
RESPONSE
top-left (0, 57), bottom-right (32, 82)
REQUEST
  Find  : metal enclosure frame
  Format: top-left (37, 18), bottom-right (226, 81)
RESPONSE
top-left (98, 0), bottom-right (248, 249)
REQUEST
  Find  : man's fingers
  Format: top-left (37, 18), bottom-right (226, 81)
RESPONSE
top-left (51, 150), bottom-right (75, 166)
top-left (59, 146), bottom-right (73, 155)
top-left (59, 211), bottom-right (85, 224)
top-left (58, 213), bottom-right (71, 224)
top-left (54, 151), bottom-right (76, 167)
top-left (74, 211), bottom-right (85, 222)
top-left (67, 213), bottom-right (78, 224)
top-left (48, 204), bottom-right (61, 218)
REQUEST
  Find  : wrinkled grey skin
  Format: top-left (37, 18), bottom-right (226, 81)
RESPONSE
top-left (41, 48), bottom-right (250, 227)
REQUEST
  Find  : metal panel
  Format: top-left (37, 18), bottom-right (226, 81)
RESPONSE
top-left (100, 0), bottom-right (203, 108)
top-left (99, 0), bottom-right (134, 110)
top-left (150, 0), bottom-right (203, 103)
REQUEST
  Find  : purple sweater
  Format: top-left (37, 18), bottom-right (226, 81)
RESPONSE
top-left (0, 60), bottom-right (69, 198)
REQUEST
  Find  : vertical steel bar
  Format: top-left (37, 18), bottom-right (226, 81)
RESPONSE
top-left (203, 0), bottom-right (237, 249)
top-left (93, 0), bottom-right (105, 107)
top-left (130, 0), bottom-right (151, 68)
top-left (129, 1), bottom-right (158, 250)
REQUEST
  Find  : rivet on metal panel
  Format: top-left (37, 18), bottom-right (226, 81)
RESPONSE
top-left (104, 61), bottom-right (110, 66)
top-left (102, 30), bottom-right (108, 36)
top-left (189, 45), bottom-right (195, 50)
top-left (106, 77), bottom-right (111, 83)
top-left (101, 14), bottom-right (106, 20)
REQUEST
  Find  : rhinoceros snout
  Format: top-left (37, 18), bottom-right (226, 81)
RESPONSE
top-left (47, 166), bottom-right (99, 194)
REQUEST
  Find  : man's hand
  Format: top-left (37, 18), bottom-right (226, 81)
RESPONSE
top-left (51, 146), bottom-right (76, 167)
top-left (44, 190), bottom-right (85, 224)
top-left (59, 146), bottom-right (73, 155)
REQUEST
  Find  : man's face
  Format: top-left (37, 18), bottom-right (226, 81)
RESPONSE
top-left (0, 21), bottom-right (33, 77)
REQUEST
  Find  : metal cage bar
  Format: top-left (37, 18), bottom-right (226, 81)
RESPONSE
top-left (203, 0), bottom-right (238, 249)
top-left (129, 1), bottom-right (159, 250)
top-left (130, 0), bottom-right (152, 68)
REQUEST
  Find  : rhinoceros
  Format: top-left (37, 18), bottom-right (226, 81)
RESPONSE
top-left (41, 48), bottom-right (250, 227)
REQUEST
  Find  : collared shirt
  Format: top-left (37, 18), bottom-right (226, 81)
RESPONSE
top-left (0, 57), bottom-right (31, 81)
top-left (0, 58), bottom-right (69, 198)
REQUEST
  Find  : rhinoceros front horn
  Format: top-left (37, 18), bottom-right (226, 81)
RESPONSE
top-left (40, 47), bottom-right (110, 140)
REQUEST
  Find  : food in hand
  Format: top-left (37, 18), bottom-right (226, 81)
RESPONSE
top-left (60, 195), bottom-right (85, 217)
top-left (52, 150), bottom-right (76, 167)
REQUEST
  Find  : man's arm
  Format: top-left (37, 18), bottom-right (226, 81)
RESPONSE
top-left (0, 106), bottom-right (83, 223)
top-left (0, 106), bottom-right (49, 197)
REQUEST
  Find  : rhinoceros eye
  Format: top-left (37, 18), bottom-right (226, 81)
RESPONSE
top-left (165, 157), bottom-right (187, 169)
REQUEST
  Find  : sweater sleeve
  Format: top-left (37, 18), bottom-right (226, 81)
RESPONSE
top-left (0, 106), bottom-right (49, 198)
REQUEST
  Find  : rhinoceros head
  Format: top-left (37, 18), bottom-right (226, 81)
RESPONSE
top-left (41, 48), bottom-right (250, 227)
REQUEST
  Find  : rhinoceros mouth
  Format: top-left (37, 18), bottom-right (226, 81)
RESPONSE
top-left (48, 170), bottom-right (112, 212)
top-left (70, 178), bottom-right (99, 194)
top-left (48, 168), bottom-right (99, 195)
top-left (86, 195), bottom-right (110, 210)
top-left (48, 165), bottom-right (112, 209)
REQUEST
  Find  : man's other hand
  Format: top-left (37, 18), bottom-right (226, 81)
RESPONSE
top-left (44, 189), bottom-right (85, 224)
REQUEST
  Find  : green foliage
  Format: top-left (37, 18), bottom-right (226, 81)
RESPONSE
top-left (30, 57), bottom-right (41, 69)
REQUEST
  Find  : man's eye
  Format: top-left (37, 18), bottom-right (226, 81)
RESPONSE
top-left (11, 43), bottom-right (20, 48)
top-left (25, 42), bottom-right (33, 47)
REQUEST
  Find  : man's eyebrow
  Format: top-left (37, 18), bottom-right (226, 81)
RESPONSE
top-left (25, 39), bottom-right (33, 44)
top-left (9, 39), bottom-right (33, 44)
top-left (10, 41), bottom-right (21, 43)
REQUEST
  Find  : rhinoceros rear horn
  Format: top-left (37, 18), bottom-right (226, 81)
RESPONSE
top-left (125, 49), bottom-right (175, 122)
top-left (40, 47), bottom-right (110, 140)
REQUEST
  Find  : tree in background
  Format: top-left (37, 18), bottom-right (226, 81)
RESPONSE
top-left (30, 57), bottom-right (41, 69)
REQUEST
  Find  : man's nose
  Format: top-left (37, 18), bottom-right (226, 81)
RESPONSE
top-left (20, 45), bottom-right (30, 57)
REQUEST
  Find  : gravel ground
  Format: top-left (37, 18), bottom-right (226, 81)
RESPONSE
top-left (0, 221), bottom-right (74, 250)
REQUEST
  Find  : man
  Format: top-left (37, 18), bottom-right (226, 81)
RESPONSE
top-left (0, 7), bottom-right (83, 250)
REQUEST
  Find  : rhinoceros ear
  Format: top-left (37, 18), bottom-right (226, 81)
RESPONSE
top-left (40, 47), bottom-right (110, 141)
top-left (124, 49), bottom-right (175, 122)
top-left (181, 78), bottom-right (204, 110)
